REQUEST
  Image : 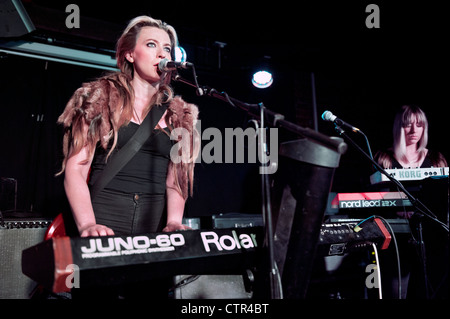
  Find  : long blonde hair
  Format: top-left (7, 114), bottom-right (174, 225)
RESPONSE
top-left (57, 16), bottom-right (178, 174)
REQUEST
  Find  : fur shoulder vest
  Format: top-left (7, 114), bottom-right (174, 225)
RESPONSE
top-left (57, 73), bottom-right (200, 199)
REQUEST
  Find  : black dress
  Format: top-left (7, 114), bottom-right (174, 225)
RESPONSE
top-left (88, 122), bottom-right (173, 235)
top-left (69, 124), bottom-right (175, 299)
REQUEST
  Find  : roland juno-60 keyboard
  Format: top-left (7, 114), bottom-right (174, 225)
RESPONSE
top-left (22, 227), bottom-right (263, 293)
top-left (370, 167), bottom-right (449, 185)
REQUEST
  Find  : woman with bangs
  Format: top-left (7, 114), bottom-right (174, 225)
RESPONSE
top-left (374, 105), bottom-right (448, 299)
top-left (375, 105), bottom-right (447, 169)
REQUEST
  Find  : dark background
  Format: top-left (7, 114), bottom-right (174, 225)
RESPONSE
top-left (0, 0), bottom-right (448, 220)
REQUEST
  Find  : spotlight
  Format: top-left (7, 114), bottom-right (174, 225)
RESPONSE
top-left (174, 46), bottom-right (187, 62)
top-left (252, 70), bottom-right (273, 89)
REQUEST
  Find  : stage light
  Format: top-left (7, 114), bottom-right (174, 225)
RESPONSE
top-left (252, 70), bottom-right (273, 89)
top-left (174, 46), bottom-right (187, 62)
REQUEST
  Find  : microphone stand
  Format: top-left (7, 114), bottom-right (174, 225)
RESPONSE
top-left (173, 74), bottom-right (348, 155)
top-left (334, 124), bottom-right (448, 299)
top-left (257, 102), bottom-right (283, 299)
top-left (172, 72), bottom-right (347, 299)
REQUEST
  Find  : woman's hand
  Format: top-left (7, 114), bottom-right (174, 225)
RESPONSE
top-left (162, 221), bottom-right (191, 232)
top-left (79, 224), bottom-right (115, 237)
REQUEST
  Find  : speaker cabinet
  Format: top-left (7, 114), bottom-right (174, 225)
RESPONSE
top-left (173, 275), bottom-right (252, 299)
top-left (172, 214), bottom-right (258, 299)
top-left (0, 217), bottom-right (51, 299)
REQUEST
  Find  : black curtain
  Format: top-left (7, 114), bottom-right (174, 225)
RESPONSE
top-left (0, 54), bottom-right (103, 217)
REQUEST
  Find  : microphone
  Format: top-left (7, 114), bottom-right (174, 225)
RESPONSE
top-left (321, 110), bottom-right (361, 133)
top-left (158, 59), bottom-right (193, 72)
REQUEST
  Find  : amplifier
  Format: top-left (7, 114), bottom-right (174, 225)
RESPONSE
top-left (172, 274), bottom-right (252, 299)
top-left (212, 213), bottom-right (263, 229)
top-left (0, 216), bottom-right (51, 299)
top-left (172, 214), bottom-right (257, 299)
